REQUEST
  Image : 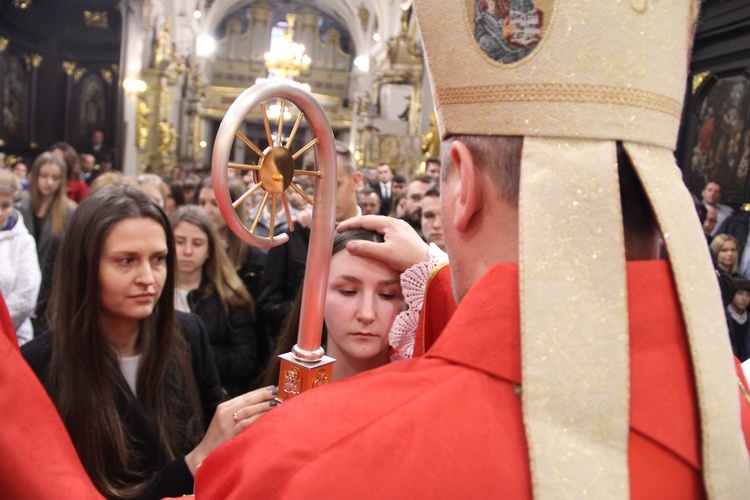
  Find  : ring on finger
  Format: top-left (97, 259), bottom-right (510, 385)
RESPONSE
top-left (233, 412), bottom-right (239, 424)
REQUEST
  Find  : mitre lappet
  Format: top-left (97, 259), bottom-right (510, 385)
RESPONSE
top-left (414, 0), bottom-right (749, 497)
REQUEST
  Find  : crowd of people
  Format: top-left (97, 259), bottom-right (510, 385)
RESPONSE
top-left (0, 136), bottom-right (446, 497)
top-left (697, 179), bottom-right (750, 361)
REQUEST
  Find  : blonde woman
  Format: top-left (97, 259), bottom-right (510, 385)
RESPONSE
top-left (711, 233), bottom-right (740, 276)
top-left (17, 152), bottom-right (77, 333)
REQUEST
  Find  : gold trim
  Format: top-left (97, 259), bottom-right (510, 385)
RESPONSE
top-left (419, 260), bottom-right (450, 355)
top-left (83, 11), bottom-right (109, 29)
top-left (29, 53), bottom-right (42, 68)
top-left (437, 83), bottom-right (682, 118)
top-left (740, 378), bottom-right (750, 408)
top-left (100, 69), bottom-right (113, 84)
top-left (692, 71), bottom-right (711, 95)
top-left (73, 68), bottom-right (87, 83)
top-left (62, 61), bottom-right (77, 76)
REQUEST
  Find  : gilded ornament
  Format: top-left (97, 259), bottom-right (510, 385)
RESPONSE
top-left (0, 37), bottom-right (9, 52)
top-left (312, 368), bottom-right (329, 388)
top-left (62, 61), bottom-right (77, 76)
top-left (73, 68), bottom-right (87, 83)
top-left (83, 11), bottom-right (109, 29)
top-left (100, 69), bottom-right (113, 84)
top-left (136, 99), bottom-right (151, 149)
top-left (692, 70), bottom-right (711, 95)
top-left (29, 53), bottom-right (43, 68)
top-left (12, 0), bottom-right (31, 9)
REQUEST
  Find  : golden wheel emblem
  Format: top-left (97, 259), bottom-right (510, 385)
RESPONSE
top-left (227, 99), bottom-right (322, 240)
top-left (212, 80), bottom-right (337, 361)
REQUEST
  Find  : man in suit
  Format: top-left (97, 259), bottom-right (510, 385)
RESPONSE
top-left (372, 163), bottom-right (394, 215)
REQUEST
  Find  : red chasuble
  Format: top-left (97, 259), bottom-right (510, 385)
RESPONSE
top-left (195, 261), bottom-right (749, 498)
top-left (0, 293), bottom-right (102, 498)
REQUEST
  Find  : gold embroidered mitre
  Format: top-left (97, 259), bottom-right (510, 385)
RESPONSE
top-left (419, 0), bottom-right (696, 148)
top-left (414, 1), bottom-right (749, 499)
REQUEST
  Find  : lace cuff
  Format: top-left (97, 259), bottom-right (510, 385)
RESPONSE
top-left (389, 244), bottom-right (449, 361)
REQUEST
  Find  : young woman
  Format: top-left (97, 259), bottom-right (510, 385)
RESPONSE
top-left (17, 151), bottom-right (76, 264)
top-left (50, 141), bottom-right (88, 204)
top-left (171, 205), bottom-right (262, 397)
top-left (17, 151), bottom-right (77, 334)
top-left (261, 228), bottom-right (405, 385)
top-left (21, 186), bottom-right (276, 499)
top-left (0, 170), bottom-right (41, 345)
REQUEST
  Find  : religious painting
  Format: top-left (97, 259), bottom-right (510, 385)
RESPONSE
top-left (76, 73), bottom-right (106, 145)
top-left (471, 0), bottom-right (554, 64)
top-left (1, 53), bottom-right (28, 145)
top-left (689, 74), bottom-right (750, 199)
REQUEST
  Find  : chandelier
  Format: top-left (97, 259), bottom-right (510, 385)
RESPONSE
top-left (264, 14), bottom-right (311, 80)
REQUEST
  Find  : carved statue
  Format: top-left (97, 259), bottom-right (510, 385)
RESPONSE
top-left (157, 119), bottom-right (171, 154)
top-left (421, 112), bottom-right (440, 159)
top-left (168, 124), bottom-right (179, 154)
top-left (136, 99), bottom-right (151, 149)
top-left (153, 15), bottom-right (172, 68)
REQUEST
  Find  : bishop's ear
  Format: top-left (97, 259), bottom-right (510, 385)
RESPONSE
top-left (448, 140), bottom-right (481, 232)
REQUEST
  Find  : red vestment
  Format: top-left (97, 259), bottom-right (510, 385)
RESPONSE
top-left (196, 261), bottom-right (750, 498)
top-left (0, 293), bottom-right (101, 498)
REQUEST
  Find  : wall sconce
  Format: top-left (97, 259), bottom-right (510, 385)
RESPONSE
top-left (123, 76), bottom-right (147, 95)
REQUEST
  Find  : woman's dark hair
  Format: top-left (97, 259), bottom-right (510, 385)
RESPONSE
top-left (258, 228), bottom-right (385, 387)
top-left (47, 185), bottom-right (202, 498)
top-left (49, 141), bottom-right (82, 181)
top-left (168, 180), bottom-right (186, 207)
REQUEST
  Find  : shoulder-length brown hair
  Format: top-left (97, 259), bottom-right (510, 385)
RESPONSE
top-left (29, 151), bottom-right (73, 236)
top-left (170, 205), bottom-right (254, 311)
top-left (47, 185), bottom-right (202, 499)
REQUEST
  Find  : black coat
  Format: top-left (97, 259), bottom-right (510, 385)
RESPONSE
top-left (256, 227), bottom-right (310, 342)
top-left (21, 312), bottom-right (225, 500)
top-left (188, 281), bottom-right (262, 397)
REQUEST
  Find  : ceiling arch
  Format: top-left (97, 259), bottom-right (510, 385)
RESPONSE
top-left (201, 0), bottom-right (397, 60)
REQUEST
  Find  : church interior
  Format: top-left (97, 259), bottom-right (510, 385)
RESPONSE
top-left (0, 0), bottom-right (748, 202)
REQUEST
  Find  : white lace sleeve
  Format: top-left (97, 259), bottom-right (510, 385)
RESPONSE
top-left (389, 244), bottom-right (449, 361)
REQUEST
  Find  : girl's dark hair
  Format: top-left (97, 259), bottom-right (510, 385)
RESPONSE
top-left (258, 228), bottom-right (385, 387)
top-left (47, 185), bottom-right (202, 498)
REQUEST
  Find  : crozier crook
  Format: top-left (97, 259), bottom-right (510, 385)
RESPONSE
top-left (211, 79), bottom-right (337, 400)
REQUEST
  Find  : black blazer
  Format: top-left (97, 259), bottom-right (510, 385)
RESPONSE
top-left (256, 227), bottom-right (310, 342)
top-left (21, 312), bottom-right (226, 499)
top-left (370, 181), bottom-right (393, 216)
